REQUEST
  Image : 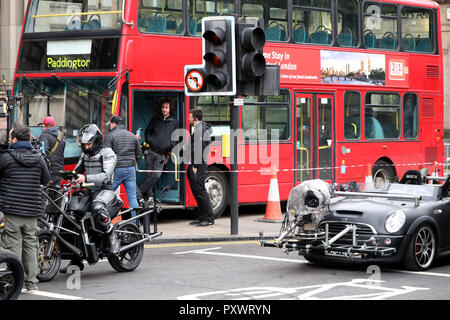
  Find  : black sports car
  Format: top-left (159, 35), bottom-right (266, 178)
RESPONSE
top-left (261, 169), bottom-right (450, 271)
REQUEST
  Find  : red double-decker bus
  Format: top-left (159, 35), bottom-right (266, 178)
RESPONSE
top-left (13, 0), bottom-right (444, 218)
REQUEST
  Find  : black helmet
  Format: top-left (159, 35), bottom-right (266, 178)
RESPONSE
top-left (77, 124), bottom-right (103, 156)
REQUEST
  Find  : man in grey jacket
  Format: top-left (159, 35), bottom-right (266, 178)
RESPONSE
top-left (104, 115), bottom-right (141, 224)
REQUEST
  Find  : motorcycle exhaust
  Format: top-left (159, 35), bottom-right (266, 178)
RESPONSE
top-left (117, 232), bottom-right (162, 254)
top-left (49, 230), bottom-right (83, 258)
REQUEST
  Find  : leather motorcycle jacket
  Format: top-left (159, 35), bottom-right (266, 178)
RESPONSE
top-left (74, 147), bottom-right (117, 190)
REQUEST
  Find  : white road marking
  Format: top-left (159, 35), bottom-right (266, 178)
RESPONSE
top-left (177, 279), bottom-right (429, 300)
top-left (387, 269), bottom-right (450, 278)
top-left (175, 246), bottom-right (450, 279)
top-left (21, 289), bottom-right (87, 300)
top-left (173, 247), bottom-right (307, 264)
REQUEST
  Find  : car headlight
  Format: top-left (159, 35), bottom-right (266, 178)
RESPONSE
top-left (385, 210), bottom-right (406, 233)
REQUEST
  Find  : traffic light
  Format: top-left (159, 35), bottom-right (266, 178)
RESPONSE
top-left (236, 17), bottom-right (280, 96)
top-left (202, 16), bottom-right (236, 95)
top-left (184, 16), bottom-right (236, 96)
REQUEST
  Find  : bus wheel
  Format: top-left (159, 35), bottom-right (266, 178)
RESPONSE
top-left (205, 167), bottom-right (228, 219)
top-left (373, 160), bottom-right (394, 188)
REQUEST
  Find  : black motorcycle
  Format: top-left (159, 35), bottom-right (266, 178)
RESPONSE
top-left (37, 172), bottom-right (162, 282)
top-left (0, 211), bottom-right (25, 300)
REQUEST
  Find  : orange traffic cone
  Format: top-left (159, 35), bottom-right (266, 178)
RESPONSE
top-left (257, 167), bottom-right (283, 223)
top-left (364, 163), bottom-right (374, 191)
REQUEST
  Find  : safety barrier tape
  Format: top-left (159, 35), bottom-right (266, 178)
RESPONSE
top-left (136, 161), bottom-right (446, 175)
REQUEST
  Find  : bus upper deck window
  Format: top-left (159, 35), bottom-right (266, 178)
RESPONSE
top-left (401, 7), bottom-right (435, 53)
top-left (187, 0), bottom-right (236, 36)
top-left (139, 0), bottom-right (183, 35)
top-left (241, 1), bottom-right (287, 42)
top-left (363, 3), bottom-right (398, 51)
top-left (336, 0), bottom-right (359, 47)
top-left (292, 0), bottom-right (332, 45)
top-left (25, 0), bottom-right (123, 33)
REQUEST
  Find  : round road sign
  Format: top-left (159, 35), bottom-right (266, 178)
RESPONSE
top-left (185, 69), bottom-right (205, 92)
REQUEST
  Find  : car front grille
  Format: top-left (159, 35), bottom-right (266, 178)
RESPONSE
top-left (319, 221), bottom-right (376, 245)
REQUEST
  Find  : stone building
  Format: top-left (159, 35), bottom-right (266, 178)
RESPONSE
top-left (0, 0), bottom-right (26, 97)
top-left (436, 0), bottom-right (450, 137)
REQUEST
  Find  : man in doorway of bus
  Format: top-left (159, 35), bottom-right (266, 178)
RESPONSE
top-left (186, 109), bottom-right (214, 227)
top-left (140, 97), bottom-right (179, 204)
top-left (38, 116), bottom-right (66, 187)
top-left (0, 123), bottom-right (50, 293)
top-left (60, 124), bottom-right (119, 273)
top-left (104, 115), bottom-right (142, 225)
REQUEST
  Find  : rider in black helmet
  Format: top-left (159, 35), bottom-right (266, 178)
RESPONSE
top-left (61, 124), bottom-right (119, 273)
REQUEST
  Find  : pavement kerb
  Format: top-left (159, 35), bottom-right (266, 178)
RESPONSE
top-left (150, 235), bottom-right (277, 244)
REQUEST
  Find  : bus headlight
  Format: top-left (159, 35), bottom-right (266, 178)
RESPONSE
top-left (385, 210), bottom-right (406, 234)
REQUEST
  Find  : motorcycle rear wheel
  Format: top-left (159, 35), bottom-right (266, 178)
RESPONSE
top-left (36, 232), bottom-right (61, 282)
top-left (0, 249), bottom-right (24, 300)
top-left (108, 223), bottom-right (144, 272)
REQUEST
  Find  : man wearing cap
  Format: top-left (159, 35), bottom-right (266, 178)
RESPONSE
top-left (38, 116), bottom-right (66, 186)
top-left (104, 115), bottom-right (142, 224)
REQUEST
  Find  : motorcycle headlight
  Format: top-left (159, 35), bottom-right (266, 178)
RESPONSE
top-left (385, 210), bottom-right (406, 234)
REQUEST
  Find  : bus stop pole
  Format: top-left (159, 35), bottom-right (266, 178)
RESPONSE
top-left (230, 99), bottom-right (239, 235)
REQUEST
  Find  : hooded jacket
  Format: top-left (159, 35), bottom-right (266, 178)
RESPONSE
top-left (38, 127), bottom-right (66, 175)
top-left (144, 114), bottom-right (179, 155)
top-left (0, 142), bottom-right (51, 217)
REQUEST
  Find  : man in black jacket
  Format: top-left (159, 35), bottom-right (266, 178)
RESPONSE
top-left (0, 124), bottom-right (50, 292)
top-left (186, 109), bottom-right (214, 227)
top-left (104, 115), bottom-right (142, 223)
top-left (38, 116), bottom-right (65, 186)
top-left (141, 98), bottom-right (179, 202)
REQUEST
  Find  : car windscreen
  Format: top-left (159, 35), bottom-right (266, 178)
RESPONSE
top-left (387, 183), bottom-right (438, 199)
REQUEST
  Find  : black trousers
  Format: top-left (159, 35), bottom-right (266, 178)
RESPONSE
top-left (141, 151), bottom-right (165, 198)
top-left (187, 164), bottom-right (214, 222)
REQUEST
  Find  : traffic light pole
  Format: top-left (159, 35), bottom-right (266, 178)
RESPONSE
top-left (230, 98), bottom-right (239, 235)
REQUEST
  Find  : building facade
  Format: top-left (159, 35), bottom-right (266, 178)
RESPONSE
top-left (0, 0), bottom-right (26, 96)
top-left (436, 0), bottom-right (450, 137)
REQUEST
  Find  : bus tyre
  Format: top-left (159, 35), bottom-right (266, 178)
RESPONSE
top-left (373, 160), bottom-right (394, 188)
top-left (205, 167), bottom-right (228, 219)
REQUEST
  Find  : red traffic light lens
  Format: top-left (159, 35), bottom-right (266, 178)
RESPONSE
top-left (204, 51), bottom-right (225, 67)
top-left (203, 28), bottom-right (225, 45)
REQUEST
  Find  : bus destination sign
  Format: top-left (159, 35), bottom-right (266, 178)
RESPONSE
top-left (46, 55), bottom-right (92, 71)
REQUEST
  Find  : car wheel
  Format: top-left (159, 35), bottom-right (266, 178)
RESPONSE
top-left (373, 160), bottom-right (394, 189)
top-left (403, 225), bottom-right (436, 271)
top-left (205, 168), bottom-right (228, 219)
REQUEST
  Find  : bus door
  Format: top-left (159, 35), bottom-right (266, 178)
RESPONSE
top-left (132, 91), bottom-right (184, 204)
top-left (294, 93), bottom-right (335, 183)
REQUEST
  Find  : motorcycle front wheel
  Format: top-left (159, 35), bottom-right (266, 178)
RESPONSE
top-left (36, 231), bottom-right (61, 282)
top-left (108, 223), bottom-right (144, 272)
top-left (0, 249), bottom-right (24, 300)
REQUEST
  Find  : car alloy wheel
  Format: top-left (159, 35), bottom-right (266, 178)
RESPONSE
top-left (414, 225), bottom-right (435, 270)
